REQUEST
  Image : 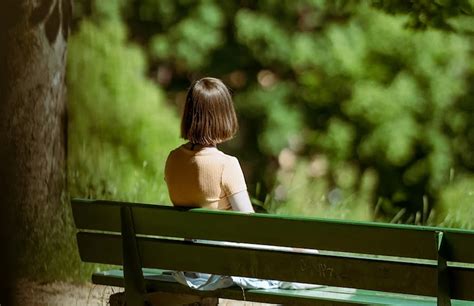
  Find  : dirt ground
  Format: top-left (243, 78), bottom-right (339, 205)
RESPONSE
top-left (14, 280), bottom-right (274, 306)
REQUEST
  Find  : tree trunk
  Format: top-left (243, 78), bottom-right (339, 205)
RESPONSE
top-left (0, 0), bottom-right (71, 304)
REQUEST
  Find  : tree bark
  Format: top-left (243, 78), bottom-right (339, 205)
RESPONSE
top-left (0, 0), bottom-right (70, 304)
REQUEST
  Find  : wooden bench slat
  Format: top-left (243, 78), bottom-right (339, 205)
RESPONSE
top-left (72, 199), bottom-right (474, 263)
top-left (77, 232), bottom-right (454, 298)
top-left (92, 269), bottom-right (474, 306)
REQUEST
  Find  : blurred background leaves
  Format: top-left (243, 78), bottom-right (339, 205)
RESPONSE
top-left (68, 0), bottom-right (474, 230)
top-left (67, 12), bottom-right (180, 203)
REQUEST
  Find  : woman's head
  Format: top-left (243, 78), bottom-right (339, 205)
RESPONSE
top-left (181, 77), bottom-right (238, 146)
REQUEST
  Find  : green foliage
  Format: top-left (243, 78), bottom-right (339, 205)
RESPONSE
top-left (371, 0), bottom-right (474, 29)
top-left (436, 176), bottom-right (474, 229)
top-left (91, 0), bottom-right (127, 20)
top-left (68, 17), bottom-right (180, 203)
top-left (69, 0), bottom-right (473, 224)
top-left (236, 83), bottom-right (303, 155)
top-left (285, 6), bottom-right (472, 218)
top-left (271, 158), bottom-right (374, 220)
top-left (319, 118), bottom-right (355, 163)
top-left (235, 9), bottom-right (292, 65)
top-left (148, 1), bottom-right (225, 69)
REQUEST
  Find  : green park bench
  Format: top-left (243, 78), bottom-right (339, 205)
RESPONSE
top-left (71, 198), bottom-right (474, 306)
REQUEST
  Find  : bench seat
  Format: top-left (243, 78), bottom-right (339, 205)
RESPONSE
top-left (91, 268), bottom-right (472, 306)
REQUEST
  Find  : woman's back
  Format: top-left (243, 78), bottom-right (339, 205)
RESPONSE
top-left (165, 143), bottom-right (246, 210)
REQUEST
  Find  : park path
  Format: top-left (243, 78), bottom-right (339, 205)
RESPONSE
top-left (15, 279), bottom-right (274, 306)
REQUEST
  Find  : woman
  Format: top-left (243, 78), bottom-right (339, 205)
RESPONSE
top-left (164, 77), bottom-right (320, 291)
top-left (165, 77), bottom-right (254, 213)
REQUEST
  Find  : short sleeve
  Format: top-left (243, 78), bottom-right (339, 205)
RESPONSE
top-left (222, 156), bottom-right (247, 196)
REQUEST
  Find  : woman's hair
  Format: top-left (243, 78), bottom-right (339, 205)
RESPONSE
top-left (181, 77), bottom-right (238, 146)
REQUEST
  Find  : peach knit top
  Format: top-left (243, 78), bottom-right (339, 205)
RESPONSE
top-left (164, 144), bottom-right (247, 210)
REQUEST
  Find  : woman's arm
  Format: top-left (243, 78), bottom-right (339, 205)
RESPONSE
top-left (228, 190), bottom-right (254, 213)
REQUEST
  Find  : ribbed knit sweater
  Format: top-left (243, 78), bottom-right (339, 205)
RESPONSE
top-left (165, 144), bottom-right (247, 210)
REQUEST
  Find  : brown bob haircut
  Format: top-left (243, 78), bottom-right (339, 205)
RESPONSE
top-left (181, 77), bottom-right (238, 146)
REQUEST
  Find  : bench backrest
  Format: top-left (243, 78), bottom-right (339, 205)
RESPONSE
top-left (72, 199), bottom-right (474, 303)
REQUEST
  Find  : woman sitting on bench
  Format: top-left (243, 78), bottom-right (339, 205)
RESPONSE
top-left (164, 77), bottom-right (254, 214)
top-left (164, 77), bottom-right (319, 291)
